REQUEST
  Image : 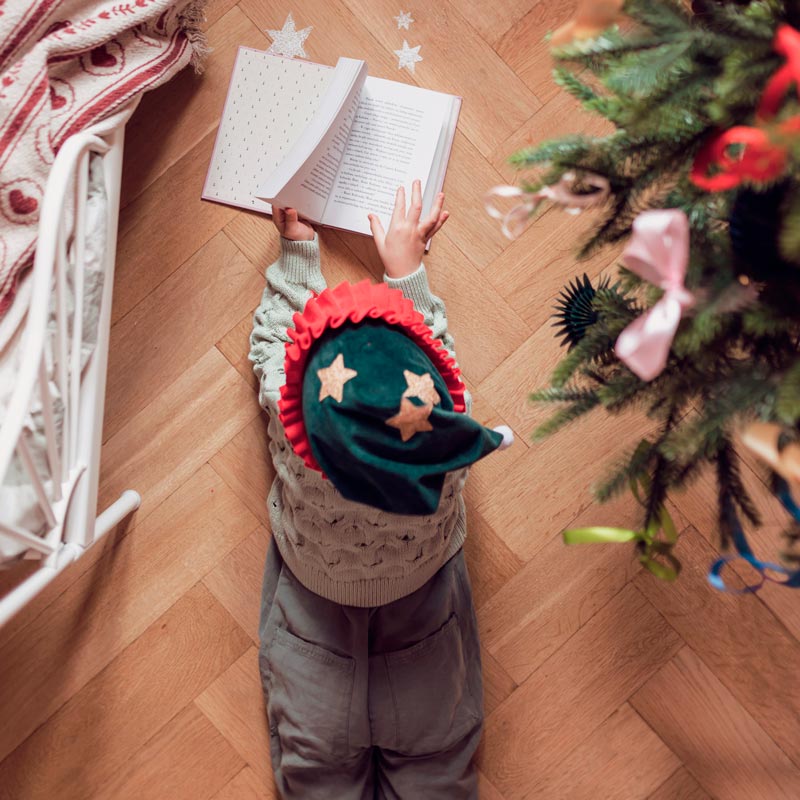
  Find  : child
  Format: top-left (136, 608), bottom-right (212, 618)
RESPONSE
top-left (250, 181), bottom-right (513, 799)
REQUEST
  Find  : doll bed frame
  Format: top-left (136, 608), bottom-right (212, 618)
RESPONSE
top-left (0, 99), bottom-right (142, 625)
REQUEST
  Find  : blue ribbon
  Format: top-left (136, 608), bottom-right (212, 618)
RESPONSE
top-left (708, 477), bottom-right (800, 592)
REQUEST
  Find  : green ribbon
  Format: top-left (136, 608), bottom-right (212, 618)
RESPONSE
top-left (563, 527), bottom-right (638, 544)
top-left (562, 471), bottom-right (682, 581)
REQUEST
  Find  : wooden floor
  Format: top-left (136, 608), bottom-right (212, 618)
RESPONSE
top-left (1, 2), bottom-right (799, 798)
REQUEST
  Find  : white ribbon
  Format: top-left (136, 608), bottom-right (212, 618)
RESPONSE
top-left (484, 171), bottom-right (611, 240)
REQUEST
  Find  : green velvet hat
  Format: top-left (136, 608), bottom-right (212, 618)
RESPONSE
top-left (279, 281), bottom-right (510, 516)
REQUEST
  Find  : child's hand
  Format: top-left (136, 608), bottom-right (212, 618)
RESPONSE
top-left (273, 207), bottom-right (315, 241)
top-left (368, 180), bottom-right (449, 279)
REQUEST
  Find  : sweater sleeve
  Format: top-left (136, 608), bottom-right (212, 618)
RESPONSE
top-left (384, 263), bottom-right (455, 356)
top-left (384, 263), bottom-right (473, 415)
top-left (249, 236), bottom-right (327, 414)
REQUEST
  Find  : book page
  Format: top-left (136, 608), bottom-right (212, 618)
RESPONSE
top-left (321, 77), bottom-right (446, 235)
top-left (421, 117), bottom-right (449, 217)
top-left (203, 49), bottom-right (333, 215)
top-left (422, 95), bottom-right (460, 250)
top-left (256, 57), bottom-right (367, 221)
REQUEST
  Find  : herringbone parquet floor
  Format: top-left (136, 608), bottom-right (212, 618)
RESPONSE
top-left (1, 2), bottom-right (799, 798)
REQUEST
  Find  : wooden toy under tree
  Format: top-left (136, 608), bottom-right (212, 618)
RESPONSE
top-left (488, 0), bottom-right (800, 590)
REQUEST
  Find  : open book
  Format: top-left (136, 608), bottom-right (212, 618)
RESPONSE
top-left (203, 50), bottom-right (461, 239)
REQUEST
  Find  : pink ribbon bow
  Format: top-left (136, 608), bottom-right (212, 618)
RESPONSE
top-left (614, 210), bottom-right (694, 381)
top-left (484, 171), bottom-right (610, 239)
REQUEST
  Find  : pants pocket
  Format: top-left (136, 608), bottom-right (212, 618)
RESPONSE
top-left (263, 626), bottom-right (355, 763)
top-left (370, 614), bottom-right (482, 756)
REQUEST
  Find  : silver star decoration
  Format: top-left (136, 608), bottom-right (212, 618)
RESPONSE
top-left (266, 12), bottom-right (312, 59)
top-left (394, 40), bottom-right (422, 73)
top-left (394, 10), bottom-right (414, 30)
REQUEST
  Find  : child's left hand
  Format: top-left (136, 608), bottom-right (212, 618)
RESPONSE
top-left (273, 207), bottom-right (315, 241)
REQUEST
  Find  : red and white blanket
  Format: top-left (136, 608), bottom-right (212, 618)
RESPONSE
top-left (0, 0), bottom-right (206, 315)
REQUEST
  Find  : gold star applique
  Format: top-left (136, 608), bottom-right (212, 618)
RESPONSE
top-left (317, 354), bottom-right (357, 403)
top-left (402, 370), bottom-right (441, 406)
top-left (385, 397), bottom-right (434, 442)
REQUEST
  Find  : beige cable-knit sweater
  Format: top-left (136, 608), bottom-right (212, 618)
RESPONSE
top-left (249, 236), bottom-right (469, 607)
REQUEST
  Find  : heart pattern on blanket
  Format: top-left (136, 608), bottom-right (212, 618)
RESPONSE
top-left (34, 125), bottom-right (54, 166)
top-left (49, 85), bottom-right (66, 109)
top-left (0, 180), bottom-right (42, 225)
top-left (48, 78), bottom-right (74, 116)
top-left (91, 46), bottom-right (117, 68)
top-left (0, 0), bottom-right (199, 317)
top-left (80, 40), bottom-right (125, 76)
top-left (9, 191), bottom-right (37, 216)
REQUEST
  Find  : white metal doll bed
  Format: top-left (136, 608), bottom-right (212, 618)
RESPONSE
top-left (0, 99), bottom-right (142, 625)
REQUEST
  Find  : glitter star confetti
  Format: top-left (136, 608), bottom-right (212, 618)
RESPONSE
top-left (317, 354), bottom-right (357, 403)
top-left (402, 370), bottom-right (441, 406)
top-left (385, 397), bottom-right (434, 442)
top-left (394, 10), bottom-right (414, 30)
top-left (266, 12), bottom-right (312, 59)
top-left (394, 40), bottom-right (423, 73)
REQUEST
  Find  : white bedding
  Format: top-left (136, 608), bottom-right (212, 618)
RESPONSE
top-left (0, 154), bottom-right (108, 563)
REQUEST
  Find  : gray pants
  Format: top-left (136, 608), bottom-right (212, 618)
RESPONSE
top-left (259, 537), bottom-right (484, 799)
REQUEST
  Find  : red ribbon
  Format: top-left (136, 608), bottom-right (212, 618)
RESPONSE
top-left (759, 24), bottom-right (800, 119)
top-left (690, 125), bottom-right (788, 190)
top-left (691, 24), bottom-right (800, 191)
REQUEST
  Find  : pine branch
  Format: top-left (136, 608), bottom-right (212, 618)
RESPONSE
top-left (530, 385), bottom-right (598, 404)
top-left (660, 370), bottom-right (773, 463)
top-left (595, 367), bottom-right (680, 414)
top-left (550, 325), bottom-right (617, 387)
top-left (717, 437), bottom-right (762, 539)
top-left (779, 183), bottom-right (800, 264)
top-left (553, 67), bottom-right (599, 105)
top-left (532, 394), bottom-right (601, 441)
top-left (639, 405), bottom-right (682, 529)
top-left (604, 39), bottom-right (695, 99)
top-left (509, 135), bottom-right (595, 169)
top-left (624, 0), bottom-right (692, 32)
top-left (644, 452), bottom-right (669, 530)
top-left (672, 305), bottom-right (729, 357)
top-left (776, 360), bottom-right (800, 424)
top-left (551, 29), bottom-right (663, 66)
top-left (781, 518), bottom-right (800, 566)
top-left (702, 1), bottom-right (778, 40)
top-left (594, 438), bottom-right (655, 502)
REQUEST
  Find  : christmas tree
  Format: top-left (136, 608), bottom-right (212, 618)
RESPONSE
top-left (502, 0), bottom-right (800, 588)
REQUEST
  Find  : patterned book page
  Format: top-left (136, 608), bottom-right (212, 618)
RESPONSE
top-left (202, 48), bottom-right (333, 215)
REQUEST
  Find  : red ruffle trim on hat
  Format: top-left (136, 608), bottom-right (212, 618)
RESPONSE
top-left (278, 280), bottom-right (467, 473)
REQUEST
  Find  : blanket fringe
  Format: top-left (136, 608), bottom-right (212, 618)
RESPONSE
top-left (179, 0), bottom-right (211, 74)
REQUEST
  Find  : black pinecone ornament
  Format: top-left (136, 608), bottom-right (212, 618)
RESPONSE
top-left (552, 274), bottom-right (607, 349)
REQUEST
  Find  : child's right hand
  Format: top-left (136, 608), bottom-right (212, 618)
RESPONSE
top-left (368, 180), bottom-right (449, 279)
top-left (273, 207), bottom-right (315, 241)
